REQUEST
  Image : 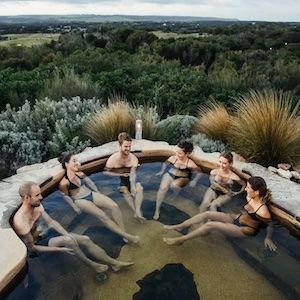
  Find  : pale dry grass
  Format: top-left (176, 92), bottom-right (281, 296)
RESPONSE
top-left (86, 97), bottom-right (158, 145)
top-left (86, 99), bottom-right (135, 145)
top-left (195, 100), bottom-right (232, 142)
top-left (230, 90), bottom-right (300, 166)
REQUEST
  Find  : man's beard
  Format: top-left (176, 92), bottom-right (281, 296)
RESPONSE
top-left (31, 202), bottom-right (41, 207)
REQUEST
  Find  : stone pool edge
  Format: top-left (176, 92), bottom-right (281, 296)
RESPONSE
top-left (0, 139), bottom-right (299, 294)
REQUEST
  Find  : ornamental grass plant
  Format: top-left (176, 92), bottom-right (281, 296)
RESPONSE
top-left (86, 97), bottom-right (158, 145)
top-left (229, 90), bottom-right (300, 166)
top-left (195, 100), bottom-right (231, 142)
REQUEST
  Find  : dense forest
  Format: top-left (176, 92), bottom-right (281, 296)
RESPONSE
top-left (0, 21), bottom-right (299, 177)
top-left (1, 22), bottom-right (299, 115)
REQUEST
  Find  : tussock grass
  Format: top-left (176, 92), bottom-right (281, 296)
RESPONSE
top-left (86, 97), bottom-right (158, 145)
top-left (230, 90), bottom-right (300, 166)
top-left (195, 101), bottom-right (231, 142)
top-left (133, 105), bottom-right (159, 140)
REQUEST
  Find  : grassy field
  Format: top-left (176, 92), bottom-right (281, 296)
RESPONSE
top-left (152, 30), bottom-right (201, 39)
top-left (0, 33), bottom-right (60, 47)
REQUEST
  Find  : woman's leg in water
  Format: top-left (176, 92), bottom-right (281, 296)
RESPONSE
top-left (199, 188), bottom-right (217, 213)
top-left (74, 199), bottom-right (139, 243)
top-left (69, 233), bottom-right (134, 271)
top-left (163, 221), bottom-right (245, 245)
top-left (164, 211), bottom-right (233, 230)
top-left (153, 173), bottom-right (173, 220)
top-left (209, 194), bottom-right (231, 211)
top-left (92, 193), bottom-right (125, 230)
top-left (48, 235), bottom-right (108, 273)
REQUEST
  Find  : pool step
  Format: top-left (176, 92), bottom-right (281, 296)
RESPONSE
top-left (230, 236), bottom-right (300, 299)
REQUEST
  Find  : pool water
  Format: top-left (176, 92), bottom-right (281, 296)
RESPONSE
top-left (6, 162), bottom-right (300, 300)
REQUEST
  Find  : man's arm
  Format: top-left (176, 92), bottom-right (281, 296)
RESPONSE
top-left (41, 209), bottom-right (70, 236)
top-left (21, 232), bottom-right (73, 254)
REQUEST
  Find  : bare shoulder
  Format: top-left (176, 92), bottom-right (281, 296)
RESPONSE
top-left (129, 153), bottom-right (139, 167)
top-left (105, 153), bottom-right (119, 168)
top-left (188, 159), bottom-right (198, 169)
top-left (168, 155), bottom-right (176, 163)
top-left (257, 205), bottom-right (271, 219)
top-left (59, 177), bottom-right (69, 190)
top-left (210, 168), bottom-right (218, 176)
top-left (230, 171), bottom-right (241, 181)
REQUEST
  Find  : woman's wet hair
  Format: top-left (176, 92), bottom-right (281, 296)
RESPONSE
top-left (177, 140), bottom-right (194, 154)
top-left (220, 151), bottom-right (233, 164)
top-left (58, 152), bottom-right (74, 170)
top-left (248, 176), bottom-right (272, 204)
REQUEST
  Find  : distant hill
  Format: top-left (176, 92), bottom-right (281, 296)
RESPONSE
top-left (0, 14), bottom-right (239, 24)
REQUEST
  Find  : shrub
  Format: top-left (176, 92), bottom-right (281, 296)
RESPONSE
top-left (86, 97), bottom-right (159, 145)
top-left (195, 101), bottom-right (232, 142)
top-left (229, 90), bottom-right (300, 166)
top-left (39, 68), bottom-right (103, 101)
top-left (0, 97), bottom-right (101, 178)
top-left (155, 115), bottom-right (197, 145)
top-left (0, 131), bottom-right (43, 177)
top-left (190, 133), bottom-right (226, 153)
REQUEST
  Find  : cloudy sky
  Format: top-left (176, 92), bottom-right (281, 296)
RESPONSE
top-left (0, 0), bottom-right (299, 22)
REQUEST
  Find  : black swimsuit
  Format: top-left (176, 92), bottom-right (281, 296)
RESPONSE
top-left (233, 203), bottom-right (270, 236)
top-left (168, 158), bottom-right (192, 180)
top-left (65, 174), bottom-right (93, 201)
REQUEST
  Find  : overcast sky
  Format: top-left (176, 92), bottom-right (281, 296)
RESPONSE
top-left (0, 0), bottom-right (299, 22)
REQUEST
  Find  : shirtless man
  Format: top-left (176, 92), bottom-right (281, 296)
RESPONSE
top-left (105, 132), bottom-right (145, 220)
top-left (12, 181), bottom-right (134, 279)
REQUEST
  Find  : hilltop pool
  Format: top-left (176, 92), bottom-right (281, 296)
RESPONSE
top-left (6, 163), bottom-right (300, 300)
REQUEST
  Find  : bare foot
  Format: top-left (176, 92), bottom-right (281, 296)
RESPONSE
top-left (128, 235), bottom-right (140, 244)
top-left (135, 213), bottom-right (146, 223)
top-left (112, 261), bottom-right (134, 272)
top-left (163, 224), bottom-right (182, 231)
top-left (163, 237), bottom-right (184, 246)
top-left (94, 264), bottom-right (109, 273)
top-left (153, 211), bottom-right (160, 220)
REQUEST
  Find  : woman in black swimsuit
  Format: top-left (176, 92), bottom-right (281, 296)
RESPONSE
top-left (163, 176), bottom-right (277, 251)
top-left (153, 140), bottom-right (202, 220)
top-left (58, 153), bottom-right (139, 243)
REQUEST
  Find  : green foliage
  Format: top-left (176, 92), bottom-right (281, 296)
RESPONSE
top-left (0, 97), bottom-right (101, 178)
top-left (155, 115), bottom-right (197, 145)
top-left (38, 68), bottom-right (103, 101)
top-left (229, 90), bottom-right (300, 166)
top-left (190, 133), bottom-right (226, 153)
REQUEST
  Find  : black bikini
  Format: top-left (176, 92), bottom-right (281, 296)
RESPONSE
top-left (233, 202), bottom-right (270, 236)
top-left (65, 173), bottom-right (93, 201)
top-left (168, 158), bottom-right (192, 180)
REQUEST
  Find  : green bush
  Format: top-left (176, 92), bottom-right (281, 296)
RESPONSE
top-left (190, 133), bottom-right (226, 153)
top-left (155, 114), bottom-right (197, 145)
top-left (0, 97), bottom-right (101, 178)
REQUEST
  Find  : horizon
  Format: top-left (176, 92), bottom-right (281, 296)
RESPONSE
top-left (0, 0), bottom-right (299, 22)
